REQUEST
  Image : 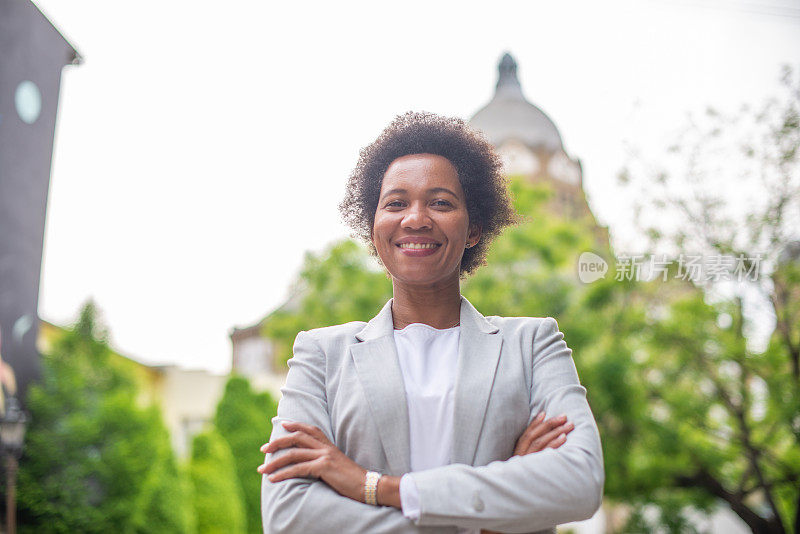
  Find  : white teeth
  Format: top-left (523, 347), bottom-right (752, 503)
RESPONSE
top-left (399, 243), bottom-right (439, 249)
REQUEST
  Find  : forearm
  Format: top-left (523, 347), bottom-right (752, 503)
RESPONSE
top-left (262, 473), bottom-right (459, 534)
top-left (407, 387), bottom-right (604, 533)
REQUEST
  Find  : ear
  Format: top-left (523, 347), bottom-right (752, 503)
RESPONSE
top-left (467, 223), bottom-right (482, 246)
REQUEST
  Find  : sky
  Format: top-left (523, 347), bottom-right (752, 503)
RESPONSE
top-left (32, 0), bottom-right (800, 374)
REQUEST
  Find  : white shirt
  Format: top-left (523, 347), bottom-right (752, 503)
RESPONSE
top-left (393, 323), bottom-right (480, 534)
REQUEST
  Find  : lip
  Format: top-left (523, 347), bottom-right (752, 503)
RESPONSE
top-left (395, 237), bottom-right (442, 245)
top-left (397, 245), bottom-right (441, 257)
top-left (395, 237), bottom-right (442, 257)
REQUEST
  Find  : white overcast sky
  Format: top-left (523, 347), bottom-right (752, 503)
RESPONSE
top-left (33, 0), bottom-right (800, 373)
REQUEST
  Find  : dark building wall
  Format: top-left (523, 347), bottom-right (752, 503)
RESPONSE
top-left (0, 0), bottom-right (78, 401)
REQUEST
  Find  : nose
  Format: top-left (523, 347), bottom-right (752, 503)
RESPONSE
top-left (401, 202), bottom-right (432, 230)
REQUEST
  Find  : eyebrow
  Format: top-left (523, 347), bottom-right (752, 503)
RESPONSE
top-left (379, 187), bottom-right (459, 201)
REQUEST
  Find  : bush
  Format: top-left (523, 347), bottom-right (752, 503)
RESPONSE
top-left (16, 300), bottom-right (193, 533)
top-left (189, 429), bottom-right (246, 534)
top-left (213, 376), bottom-right (277, 533)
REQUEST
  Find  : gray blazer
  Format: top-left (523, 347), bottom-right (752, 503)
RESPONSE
top-left (261, 295), bottom-right (604, 534)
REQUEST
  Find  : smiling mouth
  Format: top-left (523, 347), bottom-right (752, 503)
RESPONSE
top-left (396, 243), bottom-right (441, 250)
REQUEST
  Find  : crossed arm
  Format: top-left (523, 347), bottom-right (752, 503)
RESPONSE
top-left (259, 329), bottom-right (452, 534)
top-left (404, 319), bottom-right (605, 532)
top-left (259, 318), bottom-right (604, 533)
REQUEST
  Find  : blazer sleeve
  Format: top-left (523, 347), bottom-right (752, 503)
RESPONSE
top-left (406, 317), bottom-right (605, 533)
top-left (261, 330), bottom-right (458, 534)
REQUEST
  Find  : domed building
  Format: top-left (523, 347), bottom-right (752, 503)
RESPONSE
top-left (470, 52), bottom-right (608, 247)
top-left (471, 53), bottom-right (566, 155)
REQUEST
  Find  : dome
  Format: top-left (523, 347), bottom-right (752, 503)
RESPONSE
top-left (469, 53), bottom-right (563, 153)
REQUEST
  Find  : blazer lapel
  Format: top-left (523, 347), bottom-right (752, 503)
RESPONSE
top-left (349, 295), bottom-right (503, 475)
top-left (451, 296), bottom-right (503, 465)
top-left (351, 298), bottom-right (411, 476)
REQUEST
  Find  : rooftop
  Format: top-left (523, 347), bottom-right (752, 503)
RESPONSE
top-left (469, 52), bottom-right (563, 153)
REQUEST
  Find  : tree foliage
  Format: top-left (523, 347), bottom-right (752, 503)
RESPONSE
top-left (16, 300), bottom-right (193, 533)
top-left (189, 429), bottom-right (246, 534)
top-left (263, 239), bottom-right (392, 367)
top-left (616, 66), bottom-right (800, 533)
top-left (213, 375), bottom-right (278, 534)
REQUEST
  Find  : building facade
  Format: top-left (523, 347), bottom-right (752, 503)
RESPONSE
top-left (0, 0), bottom-right (81, 403)
top-left (470, 52), bottom-right (609, 248)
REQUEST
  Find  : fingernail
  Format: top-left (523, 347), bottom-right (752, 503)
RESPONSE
top-left (536, 412), bottom-right (545, 420)
top-left (560, 433), bottom-right (566, 440)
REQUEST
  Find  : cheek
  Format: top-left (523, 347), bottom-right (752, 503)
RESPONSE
top-left (372, 213), bottom-right (398, 239)
top-left (371, 221), bottom-right (384, 243)
top-left (444, 216), bottom-right (470, 241)
top-left (371, 221), bottom-right (391, 253)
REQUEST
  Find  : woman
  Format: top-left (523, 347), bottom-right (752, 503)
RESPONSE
top-left (257, 111), bottom-right (604, 534)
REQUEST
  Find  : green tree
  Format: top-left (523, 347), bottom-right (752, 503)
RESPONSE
top-left (213, 376), bottom-right (278, 534)
top-left (461, 175), bottom-right (654, 507)
top-left (16, 300), bottom-right (193, 533)
top-left (189, 429), bottom-right (246, 534)
top-left (263, 239), bottom-right (392, 367)
top-left (615, 66), bottom-right (800, 532)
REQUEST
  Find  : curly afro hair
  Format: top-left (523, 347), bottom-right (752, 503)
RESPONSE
top-left (338, 110), bottom-right (521, 277)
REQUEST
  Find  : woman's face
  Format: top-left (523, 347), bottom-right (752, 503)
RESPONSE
top-left (371, 153), bottom-right (480, 287)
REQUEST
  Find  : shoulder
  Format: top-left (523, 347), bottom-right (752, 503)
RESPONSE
top-left (485, 316), bottom-right (572, 369)
top-left (484, 315), bottom-right (560, 338)
top-left (293, 320), bottom-right (367, 353)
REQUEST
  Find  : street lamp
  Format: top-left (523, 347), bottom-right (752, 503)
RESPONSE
top-left (0, 396), bottom-right (28, 534)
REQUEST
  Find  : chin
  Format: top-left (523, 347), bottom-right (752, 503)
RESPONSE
top-left (390, 266), bottom-right (458, 287)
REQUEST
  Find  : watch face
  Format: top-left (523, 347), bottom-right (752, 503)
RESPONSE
top-left (15, 81), bottom-right (42, 124)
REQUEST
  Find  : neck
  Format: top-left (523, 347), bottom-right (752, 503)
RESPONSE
top-left (390, 277), bottom-right (462, 330)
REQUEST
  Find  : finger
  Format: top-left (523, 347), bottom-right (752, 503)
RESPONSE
top-left (545, 432), bottom-right (568, 449)
top-left (263, 431), bottom-right (322, 454)
top-left (259, 448), bottom-right (321, 474)
top-left (540, 426), bottom-right (575, 451)
top-left (515, 414), bottom-right (567, 455)
top-left (265, 457), bottom-right (326, 483)
top-left (521, 421), bottom-right (572, 455)
top-left (521, 414), bottom-right (567, 445)
top-left (281, 421), bottom-right (332, 445)
top-left (514, 414), bottom-right (545, 455)
top-left (529, 421), bottom-right (574, 452)
top-left (258, 448), bottom-right (321, 475)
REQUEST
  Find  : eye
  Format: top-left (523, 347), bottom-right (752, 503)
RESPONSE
top-left (383, 200), bottom-right (405, 211)
top-left (432, 199), bottom-right (453, 207)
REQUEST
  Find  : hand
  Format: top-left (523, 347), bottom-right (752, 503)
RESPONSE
top-left (257, 421), bottom-right (368, 503)
top-left (478, 414), bottom-right (574, 534)
top-left (513, 411), bottom-right (574, 457)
